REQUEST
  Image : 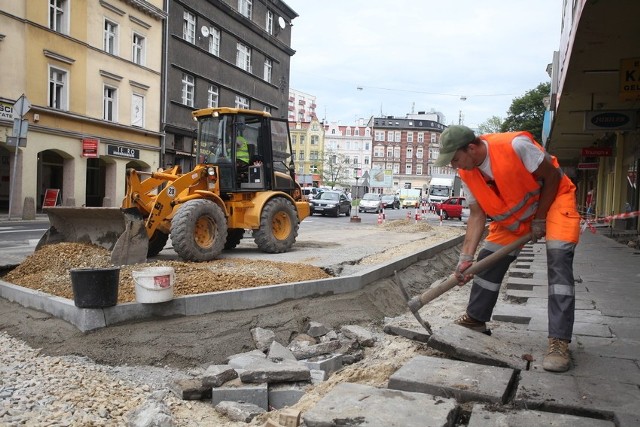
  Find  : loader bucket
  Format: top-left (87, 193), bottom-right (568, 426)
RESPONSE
top-left (37, 207), bottom-right (149, 266)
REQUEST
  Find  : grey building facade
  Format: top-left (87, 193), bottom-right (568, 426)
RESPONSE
top-left (163, 0), bottom-right (297, 171)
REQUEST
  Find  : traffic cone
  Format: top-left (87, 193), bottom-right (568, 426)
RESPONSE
top-left (415, 212), bottom-right (421, 222)
top-left (406, 210), bottom-right (411, 220)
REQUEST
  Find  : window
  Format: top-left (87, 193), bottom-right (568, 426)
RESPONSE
top-left (394, 147), bottom-right (400, 158)
top-left (387, 131), bottom-right (393, 142)
top-left (235, 95), bottom-right (249, 109)
top-left (49, 0), bottom-right (69, 33)
top-left (374, 131), bottom-right (384, 141)
top-left (263, 58), bottom-right (272, 83)
top-left (266, 10), bottom-right (273, 35)
top-left (365, 142), bottom-right (370, 150)
top-left (208, 27), bottom-right (220, 56)
top-left (386, 147), bottom-right (393, 158)
top-left (405, 163), bottom-right (412, 174)
top-left (406, 147), bottom-right (413, 158)
top-left (431, 133), bottom-right (437, 143)
top-left (207, 84), bottom-right (218, 108)
top-left (48, 66), bottom-right (67, 110)
top-left (132, 33), bottom-right (145, 65)
top-left (298, 151), bottom-right (304, 160)
top-left (394, 131), bottom-right (401, 143)
top-left (131, 94), bottom-right (144, 127)
top-left (104, 19), bottom-right (118, 54)
top-left (418, 132), bottom-right (424, 143)
top-left (238, 0), bottom-right (252, 19)
top-left (374, 146), bottom-right (384, 157)
top-left (300, 135), bottom-right (305, 144)
top-left (311, 135), bottom-right (318, 145)
top-left (364, 156), bottom-right (370, 165)
top-left (354, 128), bottom-right (360, 136)
top-left (416, 147), bottom-right (423, 159)
top-left (181, 73), bottom-right (194, 107)
top-left (346, 128), bottom-right (351, 136)
top-left (236, 43), bottom-right (252, 72)
top-left (183, 11), bottom-right (196, 43)
top-left (416, 164), bottom-right (423, 175)
top-left (103, 86), bottom-right (117, 122)
top-left (407, 131), bottom-right (413, 143)
top-left (393, 164), bottom-right (400, 174)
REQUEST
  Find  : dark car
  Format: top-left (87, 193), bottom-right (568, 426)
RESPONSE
top-left (380, 194), bottom-right (400, 210)
top-left (309, 191), bottom-right (352, 217)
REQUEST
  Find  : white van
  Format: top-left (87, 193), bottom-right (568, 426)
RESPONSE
top-left (302, 187), bottom-right (321, 200)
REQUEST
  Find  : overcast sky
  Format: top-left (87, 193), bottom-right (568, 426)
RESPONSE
top-left (284, 1), bottom-right (562, 129)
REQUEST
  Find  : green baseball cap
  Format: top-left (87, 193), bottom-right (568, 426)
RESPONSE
top-left (434, 125), bottom-right (476, 167)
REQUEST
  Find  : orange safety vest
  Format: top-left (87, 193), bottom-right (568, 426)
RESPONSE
top-left (459, 132), bottom-right (579, 245)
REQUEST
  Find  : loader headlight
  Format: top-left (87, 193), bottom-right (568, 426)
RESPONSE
top-left (207, 167), bottom-right (216, 177)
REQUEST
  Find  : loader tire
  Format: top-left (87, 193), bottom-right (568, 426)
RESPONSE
top-left (224, 228), bottom-right (245, 250)
top-left (147, 231), bottom-right (169, 257)
top-left (253, 197), bottom-right (298, 254)
top-left (171, 200), bottom-right (227, 262)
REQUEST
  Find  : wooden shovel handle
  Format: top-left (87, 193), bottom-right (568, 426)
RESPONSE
top-left (414, 233), bottom-right (532, 308)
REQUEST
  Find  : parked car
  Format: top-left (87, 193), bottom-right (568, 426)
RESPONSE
top-left (302, 187), bottom-right (323, 200)
top-left (309, 190), bottom-right (352, 217)
top-left (436, 197), bottom-right (467, 220)
top-left (358, 192), bottom-right (383, 213)
top-left (401, 196), bottom-right (420, 209)
top-left (380, 194), bottom-right (400, 210)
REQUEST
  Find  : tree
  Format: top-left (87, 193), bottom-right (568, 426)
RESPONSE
top-left (477, 116), bottom-right (503, 134)
top-left (319, 149), bottom-right (351, 189)
top-left (500, 82), bottom-right (550, 142)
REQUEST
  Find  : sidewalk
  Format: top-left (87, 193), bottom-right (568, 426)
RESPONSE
top-left (306, 229), bottom-right (640, 426)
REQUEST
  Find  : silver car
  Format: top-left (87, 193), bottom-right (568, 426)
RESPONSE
top-left (358, 193), bottom-right (383, 213)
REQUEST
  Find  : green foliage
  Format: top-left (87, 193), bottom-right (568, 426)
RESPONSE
top-left (319, 149), bottom-right (351, 189)
top-left (500, 82), bottom-right (550, 141)
top-left (477, 116), bottom-right (504, 135)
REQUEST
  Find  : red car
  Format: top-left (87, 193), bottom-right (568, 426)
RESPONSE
top-left (435, 197), bottom-right (467, 220)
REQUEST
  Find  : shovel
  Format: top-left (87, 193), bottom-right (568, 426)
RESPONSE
top-left (394, 233), bottom-right (533, 334)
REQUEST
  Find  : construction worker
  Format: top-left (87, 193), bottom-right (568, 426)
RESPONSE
top-left (434, 125), bottom-right (580, 373)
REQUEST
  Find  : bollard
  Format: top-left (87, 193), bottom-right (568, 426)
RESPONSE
top-left (377, 212), bottom-right (383, 224)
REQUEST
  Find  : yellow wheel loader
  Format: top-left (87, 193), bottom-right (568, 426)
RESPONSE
top-left (37, 108), bottom-right (310, 265)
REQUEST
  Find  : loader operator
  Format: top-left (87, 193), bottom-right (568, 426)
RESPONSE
top-left (433, 125), bottom-right (580, 373)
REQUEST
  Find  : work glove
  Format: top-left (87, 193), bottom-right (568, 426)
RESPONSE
top-left (455, 253), bottom-right (474, 285)
top-left (531, 219), bottom-right (546, 243)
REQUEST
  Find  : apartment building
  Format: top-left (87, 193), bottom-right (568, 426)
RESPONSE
top-left (370, 112), bottom-right (447, 193)
top-left (288, 88), bottom-right (317, 123)
top-left (324, 119), bottom-right (372, 190)
top-left (163, 0), bottom-right (298, 172)
top-left (0, 0), bottom-right (165, 216)
top-left (290, 116), bottom-right (324, 187)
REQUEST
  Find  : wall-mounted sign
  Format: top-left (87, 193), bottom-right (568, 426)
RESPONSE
top-left (82, 138), bottom-right (99, 158)
top-left (581, 147), bottom-right (612, 157)
top-left (107, 144), bottom-right (139, 159)
top-left (620, 57), bottom-right (640, 102)
top-left (584, 110), bottom-right (636, 131)
top-left (43, 189), bottom-right (60, 207)
top-left (577, 162), bottom-right (599, 170)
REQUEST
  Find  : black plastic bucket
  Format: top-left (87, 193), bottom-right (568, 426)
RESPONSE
top-left (69, 267), bottom-right (120, 308)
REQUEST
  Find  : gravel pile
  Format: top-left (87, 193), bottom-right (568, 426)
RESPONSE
top-left (4, 243), bottom-right (331, 304)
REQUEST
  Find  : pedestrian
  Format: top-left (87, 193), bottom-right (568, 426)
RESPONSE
top-left (433, 125), bottom-right (581, 372)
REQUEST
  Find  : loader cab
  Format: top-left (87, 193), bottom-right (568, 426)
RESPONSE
top-left (192, 108), bottom-right (299, 196)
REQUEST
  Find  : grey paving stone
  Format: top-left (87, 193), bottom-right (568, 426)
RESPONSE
top-left (570, 352), bottom-right (640, 385)
top-left (427, 324), bottom-right (529, 369)
top-left (303, 382), bottom-right (459, 427)
top-left (515, 370), bottom-right (640, 418)
top-left (268, 382), bottom-right (308, 409)
top-left (468, 403), bottom-right (615, 427)
top-left (238, 358), bottom-right (310, 384)
top-left (211, 380), bottom-right (268, 409)
top-left (382, 315), bottom-right (430, 343)
top-left (523, 296), bottom-right (595, 310)
top-left (527, 319), bottom-right (612, 338)
top-left (388, 355), bottom-right (516, 404)
top-left (506, 287), bottom-right (591, 300)
top-left (574, 335), bottom-right (640, 361)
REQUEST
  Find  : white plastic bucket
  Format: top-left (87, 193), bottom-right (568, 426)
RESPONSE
top-left (132, 267), bottom-right (175, 303)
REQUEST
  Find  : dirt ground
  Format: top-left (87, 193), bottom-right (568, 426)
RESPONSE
top-left (0, 221), bottom-right (471, 425)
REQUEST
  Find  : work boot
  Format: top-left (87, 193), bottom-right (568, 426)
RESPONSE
top-left (543, 338), bottom-right (571, 372)
top-left (454, 313), bottom-right (489, 334)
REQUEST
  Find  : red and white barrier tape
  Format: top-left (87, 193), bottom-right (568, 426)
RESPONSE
top-left (580, 210), bottom-right (640, 233)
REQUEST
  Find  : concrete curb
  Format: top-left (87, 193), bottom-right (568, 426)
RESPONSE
top-left (0, 235), bottom-right (464, 332)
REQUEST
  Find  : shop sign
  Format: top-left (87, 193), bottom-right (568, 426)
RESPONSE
top-left (577, 162), bottom-right (599, 170)
top-left (584, 110), bottom-right (636, 131)
top-left (82, 138), bottom-right (99, 158)
top-left (107, 144), bottom-right (139, 159)
top-left (581, 147), bottom-right (612, 157)
top-left (0, 101), bottom-right (14, 119)
top-left (620, 57), bottom-right (640, 101)
top-left (43, 189), bottom-right (60, 207)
